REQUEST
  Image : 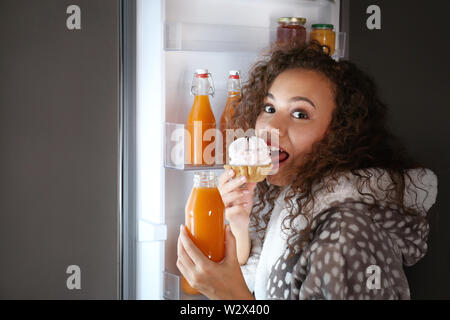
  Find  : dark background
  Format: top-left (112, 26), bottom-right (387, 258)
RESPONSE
top-left (344, 0), bottom-right (450, 298)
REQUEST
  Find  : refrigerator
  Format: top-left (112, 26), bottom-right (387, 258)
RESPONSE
top-left (152, 0), bottom-right (344, 300)
top-left (1, 0), bottom-right (449, 300)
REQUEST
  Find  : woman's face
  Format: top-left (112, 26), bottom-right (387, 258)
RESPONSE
top-left (255, 68), bottom-right (336, 186)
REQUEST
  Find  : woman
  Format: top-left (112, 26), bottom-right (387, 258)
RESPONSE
top-left (177, 43), bottom-right (438, 300)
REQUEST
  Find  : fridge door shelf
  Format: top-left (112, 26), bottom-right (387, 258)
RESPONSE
top-left (164, 122), bottom-right (227, 171)
top-left (164, 21), bottom-right (346, 59)
top-left (323, 31), bottom-right (346, 61)
top-left (138, 220), bottom-right (167, 242)
top-left (163, 271), bottom-right (181, 300)
top-left (163, 271), bottom-right (210, 300)
top-left (164, 21), bottom-right (271, 53)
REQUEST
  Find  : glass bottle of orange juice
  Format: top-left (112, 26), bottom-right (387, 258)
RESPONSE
top-left (219, 70), bottom-right (242, 164)
top-left (182, 171), bottom-right (225, 295)
top-left (186, 69), bottom-right (216, 166)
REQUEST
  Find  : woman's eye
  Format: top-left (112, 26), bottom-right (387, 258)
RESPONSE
top-left (264, 105), bottom-right (275, 113)
top-left (292, 110), bottom-right (308, 119)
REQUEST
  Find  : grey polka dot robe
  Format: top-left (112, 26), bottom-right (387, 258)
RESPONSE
top-left (241, 169), bottom-right (438, 300)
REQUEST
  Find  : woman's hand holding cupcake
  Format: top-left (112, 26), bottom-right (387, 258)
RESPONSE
top-left (218, 169), bottom-right (257, 265)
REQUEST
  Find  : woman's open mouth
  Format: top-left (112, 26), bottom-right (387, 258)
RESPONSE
top-left (269, 145), bottom-right (290, 167)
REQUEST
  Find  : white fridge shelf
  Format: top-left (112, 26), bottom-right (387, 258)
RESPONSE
top-left (164, 21), bottom-right (346, 59)
top-left (164, 22), bottom-right (272, 53)
top-left (164, 122), bottom-right (228, 171)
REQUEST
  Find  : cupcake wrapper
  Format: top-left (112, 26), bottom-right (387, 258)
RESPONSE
top-left (223, 163), bottom-right (273, 183)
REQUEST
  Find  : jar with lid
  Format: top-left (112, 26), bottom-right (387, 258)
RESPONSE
top-left (276, 17), bottom-right (307, 46)
top-left (309, 24), bottom-right (336, 55)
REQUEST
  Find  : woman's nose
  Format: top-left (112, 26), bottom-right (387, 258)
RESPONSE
top-left (265, 114), bottom-right (286, 137)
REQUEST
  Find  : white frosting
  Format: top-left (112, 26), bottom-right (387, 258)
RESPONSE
top-left (229, 136), bottom-right (272, 165)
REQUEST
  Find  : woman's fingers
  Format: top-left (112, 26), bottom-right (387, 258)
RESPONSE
top-left (221, 189), bottom-right (249, 207)
top-left (225, 204), bottom-right (250, 222)
top-left (176, 258), bottom-right (191, 283)
top-left (222, 181), bottom-right (257, 207)
top-left (246, 182), bottom-right (257, 192)
top-left (220, 174), bottom-right (247, 195)
top-left (177, 228), bottom-right (195, 269)
top-left (179, 225), bottom-right (210, 271)
top-left (177, 224), bottom-right (253, 300)
top-left (177, 230), bottom-right (198, 287)
top-left (219, 169), bottom-right (235, 187)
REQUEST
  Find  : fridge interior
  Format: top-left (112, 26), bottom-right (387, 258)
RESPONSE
top-left (135, 0), bottom-right (344, 300)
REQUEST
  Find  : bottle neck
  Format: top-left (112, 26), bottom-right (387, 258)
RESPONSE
top-left (192, 76), bottom-right (215, 96)
top-left (227, 78), bottom-right (241, 95)
top-left (228, 91), bottom-right (241, 98)
top-left (193, 171), bottom-right (217, 188)
top-left (195, 78), bottom-right (210, 95)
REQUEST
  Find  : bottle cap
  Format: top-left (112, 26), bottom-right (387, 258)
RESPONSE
top-left (191, 69), bottom-right (215, 96)
top-left (229, 70), bottom-right (240, 79)
top-left (195, 69), bottom-right (209, 78)
top-left (312, 24), bottom-right (334, 30)
top-left (277, 17), bottom-right (306, 25)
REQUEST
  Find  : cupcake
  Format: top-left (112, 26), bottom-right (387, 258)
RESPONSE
top-left (223, 136), bottom-right (273, 183)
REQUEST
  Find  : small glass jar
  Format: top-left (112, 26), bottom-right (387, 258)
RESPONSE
top-left (309, 24), bottom-right (336, 55)
top-left (276, 17), bottom-right (307, 46)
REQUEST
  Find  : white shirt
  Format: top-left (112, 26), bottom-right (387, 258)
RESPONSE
top-left (241, 187), bottom-right (290, 299)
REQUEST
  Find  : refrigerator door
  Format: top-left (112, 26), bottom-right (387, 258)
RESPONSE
top-left (0, 0), bottom-right (122, 298)
top-left (344, 0), bottom-right (450, 298)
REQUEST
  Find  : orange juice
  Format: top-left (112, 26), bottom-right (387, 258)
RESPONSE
top-left (182, 171), bottom-right (225, 295)
top-left (219, 71), bottom-right (242, 164)
top-left (187, 95), bottom-right (216, 165)
top-left (220, 93), bottom-right (239, 164)
top-left (220, 92), bottom-right (240, 131)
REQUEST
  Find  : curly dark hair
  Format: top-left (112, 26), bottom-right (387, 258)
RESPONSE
top-left (230, 42), bottom-right (429, 254)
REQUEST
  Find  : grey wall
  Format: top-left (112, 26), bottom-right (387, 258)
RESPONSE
top-left (345, 0), bottom-right (450, 299)
top-left (0, 0), bottom-right (122, 298)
